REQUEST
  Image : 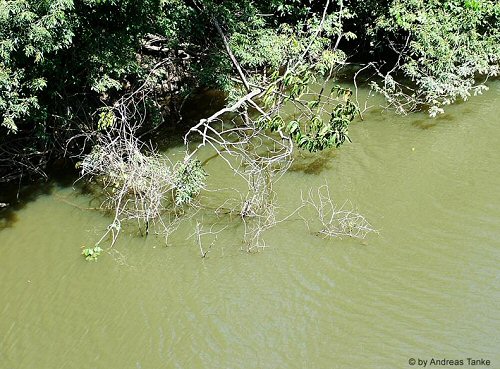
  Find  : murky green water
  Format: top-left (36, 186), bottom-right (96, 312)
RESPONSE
top-left (1, 83), bottom-right (500, 368)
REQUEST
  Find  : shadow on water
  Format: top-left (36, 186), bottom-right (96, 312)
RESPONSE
top-left (153, 88), bottom-right (226, 152)
top-left (411, 119), bottom-right (439, 130)
top-left (0, 160), bottom-right (80, 230)
top-left (0, 89), bottom-right (227, 231)
top-left (411, 110), bottom-right (467, 130)
top-left (289, 149), bottom-right (338, 175)
top-left (0, 181), bottom-right (55, 230)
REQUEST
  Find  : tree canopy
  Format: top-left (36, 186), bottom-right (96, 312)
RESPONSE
top-left (0, 0), bottom-right (499, 182)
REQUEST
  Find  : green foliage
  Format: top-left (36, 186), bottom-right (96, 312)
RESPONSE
top-left (259, 68), bottom-right (359, 153)
top-left (0, 0), bottom-right (74, 132)
top-left (374, 0), bottom-right (500, 115)
top-left (173, 159), bottom-right (207, 206)
top-left (0, 0), bottom-right (168, 133)
top-left (82, 245), bottom-right (103, 261)
top-left (229, 6), bottom-right (354, 73)
top-left (1, 0), bottom-right (352, 160)
top-left (287, 88), bottom-right (357, 153)
top-left (97, 108), bottom-right (115, 131)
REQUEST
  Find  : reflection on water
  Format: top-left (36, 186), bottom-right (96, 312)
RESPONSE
top-left (1, 83), bottom-right (499, 369)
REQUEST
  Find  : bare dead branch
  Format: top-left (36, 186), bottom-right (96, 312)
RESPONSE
top-left (301, 184), bottom-right (377, 240)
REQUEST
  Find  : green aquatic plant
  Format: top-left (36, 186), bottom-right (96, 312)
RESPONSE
top-left (82, 246), bottom-right (103, 261)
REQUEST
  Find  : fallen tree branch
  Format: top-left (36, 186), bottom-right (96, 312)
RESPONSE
top-left (213, 18), bottom-right (251, 92)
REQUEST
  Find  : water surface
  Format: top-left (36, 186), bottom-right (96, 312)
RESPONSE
top-left (1, 83), bottom-right (499, 368)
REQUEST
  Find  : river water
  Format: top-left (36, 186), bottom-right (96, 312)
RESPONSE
top-left (1, 82), bottom-right (499, 368)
